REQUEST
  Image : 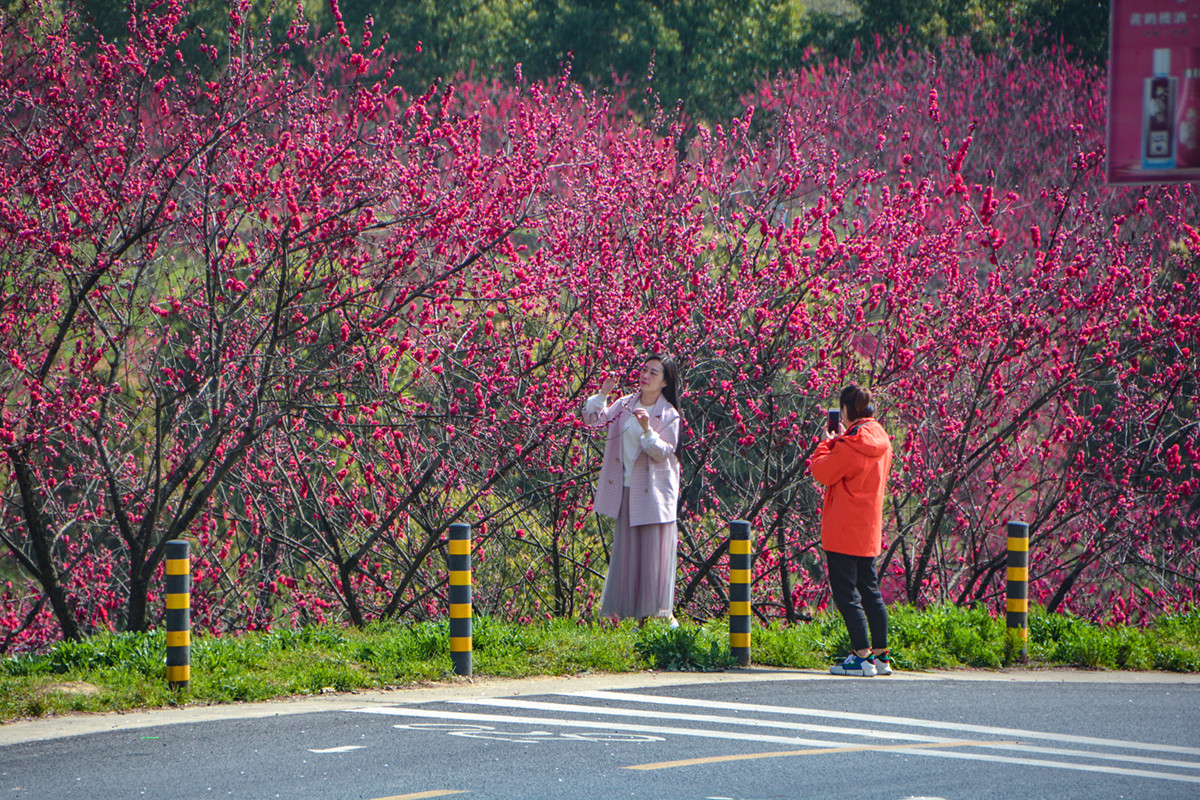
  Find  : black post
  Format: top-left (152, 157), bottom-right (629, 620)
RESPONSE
top-left (729, 520), bottom-right (752, 666)
top-left (1006, 521), bottom-right (1029, 662)
top-left (165, 540), bottom-right (191, 690)
top-left (448, 523), bottom-right (473, 677)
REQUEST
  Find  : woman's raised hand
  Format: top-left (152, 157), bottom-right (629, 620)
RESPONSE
top-left (600, 374), bottom-right (618, 397)
top-left (821, 415), bottom-right (844, 442)
top-left (633, 407), bottom-right (651, 432)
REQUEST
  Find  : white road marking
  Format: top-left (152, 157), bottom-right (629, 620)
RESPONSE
top-left (308, 745), bottom-right (366, 753)
top-left (355, 706), bottom-right (905, 749)
top-left (569, 690), bottom-right (1200, 757)
top-left (627, 740), bottom-right (987, 770)
top-left (390, 722), bottom-right (663, 744)
top-left (455, 697), bottom-right (975, 745)
top-left (903, 747), bottom-right (1200, 784)
top-left (355, 696), bottom-right (1200, 785)
top-left (456, 695), bottom-right (1200, 772)
top-left (458, 697), bottom-right (1200, 772)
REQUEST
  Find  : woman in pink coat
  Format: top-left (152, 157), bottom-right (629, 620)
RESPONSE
top-left (583, 354), bottom-right (682, 626)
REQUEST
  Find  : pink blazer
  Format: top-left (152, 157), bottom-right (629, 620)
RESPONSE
top-left (582, 392), bottom-right (681, 526)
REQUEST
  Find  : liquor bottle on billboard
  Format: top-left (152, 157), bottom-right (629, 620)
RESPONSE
top-left (1143, 48), bottom-right (1177, 169)
top-left (1176, 49), bottom-right (1200, 169)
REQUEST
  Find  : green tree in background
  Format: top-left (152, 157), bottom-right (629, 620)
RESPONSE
top-left (1026, 0), bottom-right (1109, 64)
top-left (34, 0), bottom-right (1110, 135)
top-left (334, 0), bottom-right (813, 121)
top-left (344, 0), bottom-right (1111, 117)
top-left (336, 0), bottom-right (524, 82)
top-left (835, 0), bottom-right (1108, 62)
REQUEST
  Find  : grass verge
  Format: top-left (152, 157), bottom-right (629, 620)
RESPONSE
top-left (2, 604), bottom-right (1197, 722)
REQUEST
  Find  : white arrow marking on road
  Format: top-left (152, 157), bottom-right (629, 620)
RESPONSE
top-left (308, 745), bottom-right (366, 753)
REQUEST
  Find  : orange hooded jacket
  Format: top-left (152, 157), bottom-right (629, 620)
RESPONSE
top-left (808, 417), bottom-right (893, 557)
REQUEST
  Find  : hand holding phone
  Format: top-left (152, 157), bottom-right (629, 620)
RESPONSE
top-left (827, 408), bottom-right (841, 434)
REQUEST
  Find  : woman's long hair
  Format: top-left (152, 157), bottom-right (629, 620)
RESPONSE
top-left (645, 353), bottom-right (680, 412)
top-left (840, 383), bottom-right (875, 422)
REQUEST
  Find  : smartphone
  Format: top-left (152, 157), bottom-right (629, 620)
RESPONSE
top-left (827, 408), bottom-right (840, 434)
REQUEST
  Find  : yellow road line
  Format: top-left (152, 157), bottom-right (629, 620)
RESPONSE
top-left (626, 739), bottom-right (1007, 770)
top-left (369, 791), bottom-right (469, 799)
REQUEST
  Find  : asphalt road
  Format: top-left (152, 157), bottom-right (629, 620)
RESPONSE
top-left (2, 668), bottom-right (1198, 799)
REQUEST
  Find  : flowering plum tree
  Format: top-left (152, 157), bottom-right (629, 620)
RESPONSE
top-left (728, 40), bottom-right (1199, 622)
top-left (1, 4), bottom-right (1196, 652)
top-left (0, 0), bottom-right (580, 643)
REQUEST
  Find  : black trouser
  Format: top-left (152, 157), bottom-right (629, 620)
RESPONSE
top-left (826, 551), bottom-right (888, 652)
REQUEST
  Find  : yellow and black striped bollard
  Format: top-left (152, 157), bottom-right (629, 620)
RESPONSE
top-left (448, 522), bottom-right (473, 677)
top-left (1006, 520), bottom-right (1029, 661)
top-left (165, 539), bottom-right (191, 690)
top-left (729, 520), bottom-right (752, 667)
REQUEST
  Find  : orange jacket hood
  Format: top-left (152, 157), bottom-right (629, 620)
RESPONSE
top-left (808, 417), bottom-right (893, 557)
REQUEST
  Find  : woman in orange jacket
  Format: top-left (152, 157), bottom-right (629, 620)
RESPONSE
top-left (809, 384), bottom-right (894, 677)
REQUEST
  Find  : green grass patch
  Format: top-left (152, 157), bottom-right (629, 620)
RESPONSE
top-left (2, 605), bottom-right (1196, 722)
top-left (887, 603), bottom-right (1008, 669)
top-left (747, 604), bottom-right (1200, 673)
top-left (1027, 605), bottom-right (1200, 671)
top-left (635, 619), bottom-right (739, 672)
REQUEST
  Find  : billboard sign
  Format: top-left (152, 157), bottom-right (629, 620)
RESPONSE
top-left (1108, 0), bottom-right (1200, 183)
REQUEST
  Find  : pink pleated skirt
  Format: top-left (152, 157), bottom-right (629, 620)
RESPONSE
top-left (599, 487), bottom-right (678, 619)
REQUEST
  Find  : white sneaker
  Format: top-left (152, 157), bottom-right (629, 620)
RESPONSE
top-left (829, 653), bottom-right (876, 677)
top-left (875, 653), bottom-right (893, 676)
